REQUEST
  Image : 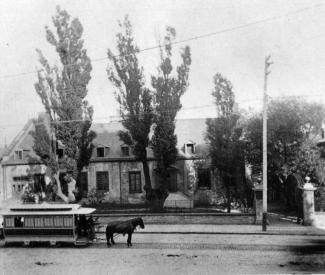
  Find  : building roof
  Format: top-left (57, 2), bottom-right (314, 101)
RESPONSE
top-left (1, 116), bottom-right (209, 165)
top-left (175, 118), bottom-right (207, 147)
top-left (90, 118), bottom-right (208, 159)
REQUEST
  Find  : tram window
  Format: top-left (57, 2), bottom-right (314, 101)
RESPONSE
top-left (24, 217), bottom-right (34, 228)
top-left (5, 217), bottom-right (14, 227)
top-left (14, 217), bottom-right (24, 227)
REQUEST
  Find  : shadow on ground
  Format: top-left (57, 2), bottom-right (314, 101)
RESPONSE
top-left (285, 238), bottom-right (325, 272)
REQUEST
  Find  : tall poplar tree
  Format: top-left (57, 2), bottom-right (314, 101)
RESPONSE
top-left (206, 73), bottom-right (245, 213)
top-left (151, 27), bottom-right (191, 195)
top-left (107, 16), bottom-right (154, 198)
top-left (34, 6), bottom-right (95, 193)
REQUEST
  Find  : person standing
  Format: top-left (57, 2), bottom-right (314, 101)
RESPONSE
top-left (53, 172), bottom-right (77, 203)
top-left (65, 171), bottom-right (77, 202)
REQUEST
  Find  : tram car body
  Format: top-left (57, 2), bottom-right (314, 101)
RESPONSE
top-left (0, 203), bottom-right (96, 246)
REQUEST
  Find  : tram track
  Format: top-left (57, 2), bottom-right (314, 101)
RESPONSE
top-left (82, 233), bottom-right (325, 252)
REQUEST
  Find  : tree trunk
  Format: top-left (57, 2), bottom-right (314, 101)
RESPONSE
top-left (226, 177), bottom-right (231, 213)
top-left (142, 160), bottom-right (152, 200)
top-left (76, 170), bottom-right (82, 200)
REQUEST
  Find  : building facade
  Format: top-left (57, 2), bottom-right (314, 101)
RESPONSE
top-left (0, 116), bottom-right (221, 207)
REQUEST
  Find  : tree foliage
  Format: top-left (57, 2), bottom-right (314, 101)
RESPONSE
top-left (107, 15), bottom-right (154, 196)
top-left (34, 6), bottom-right (95, 181)
top-left (151, 27), bottom-right (191, 191)
top-left (206, 73), bottom-right (245, 212)
top-left (30, 116), bottom-right (58, 171)
top-left (244, 98), bottom-right (325, 181)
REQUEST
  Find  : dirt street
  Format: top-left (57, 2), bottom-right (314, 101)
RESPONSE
top-left (1, 233), bottom-right (325, 274)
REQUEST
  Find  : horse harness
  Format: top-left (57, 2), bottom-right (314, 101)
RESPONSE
top-left (111, 223), bottom-right (138, 237)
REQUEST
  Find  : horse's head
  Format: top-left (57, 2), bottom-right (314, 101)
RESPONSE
top-left (137, 217), bottom-right (145, 229)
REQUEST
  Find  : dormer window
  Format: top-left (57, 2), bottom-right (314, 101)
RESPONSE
top-left (96, 146), bottom-right (110, 158)
top-left (97, 147), bottom-right (105, 158)
top-left (186, 143), bottom-right (195, 154)
top-left (121, 145), bottom-right (130, 156)
top-left (14, 150), bottom-right (23, 160)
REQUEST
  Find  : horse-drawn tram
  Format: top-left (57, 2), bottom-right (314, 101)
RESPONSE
top-left (0, 203), bottom-right (96, 246)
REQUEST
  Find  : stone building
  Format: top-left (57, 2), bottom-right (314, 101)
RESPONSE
top-left (0, 116), bottom-right (222, 207)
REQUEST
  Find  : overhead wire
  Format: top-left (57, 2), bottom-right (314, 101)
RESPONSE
top-left (0, 3), bottom-right (324, 132)
top-left (0, 2), bottom-right (323, 80)
top-left (1, 90), bottom-right (325, 129)
top-left (0, 95), bottom-right (266, 129)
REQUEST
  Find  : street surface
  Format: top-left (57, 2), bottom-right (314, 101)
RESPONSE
top-left (1, 233), bottom-right (325, 274)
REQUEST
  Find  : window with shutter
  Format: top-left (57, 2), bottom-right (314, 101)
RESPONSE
top-left (96, 171), bottom-right (109, 191)
top-left (129, 171), bottom-right (142, 193)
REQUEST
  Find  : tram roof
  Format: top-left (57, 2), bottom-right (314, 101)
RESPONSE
top-left (0, 203), bottom-right (96, 215)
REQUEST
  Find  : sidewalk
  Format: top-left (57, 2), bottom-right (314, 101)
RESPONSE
top-left (134, 212), bottom-right (325, 236)
top-left (134, 223), bottom-right (325, 236)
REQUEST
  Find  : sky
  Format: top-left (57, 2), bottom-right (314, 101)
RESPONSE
top-left (1, 0), bottom-right (325, 146)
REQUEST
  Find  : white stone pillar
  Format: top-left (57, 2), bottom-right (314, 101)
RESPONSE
top-left (302, 177), bottom-right (317, 226)
top-left (253, 183), bottom-right (263, 224)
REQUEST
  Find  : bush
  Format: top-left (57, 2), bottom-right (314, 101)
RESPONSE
top-left (80, 188), bottom-right (105, 207)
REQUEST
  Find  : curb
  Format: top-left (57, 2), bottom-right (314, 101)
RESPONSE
top-left (95, 230), bottom-right (325, 236)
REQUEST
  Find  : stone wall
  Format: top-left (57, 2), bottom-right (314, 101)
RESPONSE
top-left (88, 162), bottom-right (120, 203)
top-left (88, 159), bottom-right (199, 205)
top-left (88, 160), bottom-right (157, 204)
top-left (96, 213), bottom-right (255, 225)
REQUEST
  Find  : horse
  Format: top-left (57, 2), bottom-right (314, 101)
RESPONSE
top-left (105, 217), bottom-right (145, 247)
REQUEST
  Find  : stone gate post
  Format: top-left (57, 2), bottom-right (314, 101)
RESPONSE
top-left (253, 180), bottom-right (263, 224)
top-left (301, 177), bottom-right (317, 226)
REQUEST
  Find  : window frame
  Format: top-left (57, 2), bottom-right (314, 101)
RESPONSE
top-left (186, 143), bottom-right (195, 154)
top-left (197, 168), bottom-right (211, 189)
top-left (96, 147), bottom-right (105, 158)
top-left (121, 146), bottom-right (130, 156)
top-left (14, 150), bottom-right (23, 160)
top-left (96, 171), bottom-right (109, 192)
top-left (129, 171), bottom-right (142, 194)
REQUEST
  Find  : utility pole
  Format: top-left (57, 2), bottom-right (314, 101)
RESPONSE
top-left (263, 55), bottom-right (272, 231)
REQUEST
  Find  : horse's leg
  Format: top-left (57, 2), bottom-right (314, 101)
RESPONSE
top-left (111, 234), bottom-right (115, 245)
top-left (127, 232), bottom-right (132, 247)
top-left (106, 228), bottom-right (111, 247)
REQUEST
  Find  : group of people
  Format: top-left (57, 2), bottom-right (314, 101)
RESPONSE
top-left (22, 169), bottom-right (78, 204)
top-left (50, 172), bottom-right (77, 203)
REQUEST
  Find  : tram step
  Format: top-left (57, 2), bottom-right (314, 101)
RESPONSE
top-left (75, 237), bottom-right (89, 246)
